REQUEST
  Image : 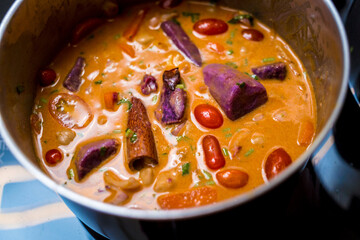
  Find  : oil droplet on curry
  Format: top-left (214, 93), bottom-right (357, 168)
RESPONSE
top-left (31, 0), bottom-right (316, 210)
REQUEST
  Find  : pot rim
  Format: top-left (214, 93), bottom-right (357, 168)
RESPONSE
top-left (0, 0), bottom-right (350, 220)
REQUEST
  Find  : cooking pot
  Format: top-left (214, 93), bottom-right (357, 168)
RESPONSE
top-left (0, 0), bottom-right (349, 239)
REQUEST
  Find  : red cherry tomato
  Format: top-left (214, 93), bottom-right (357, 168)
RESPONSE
top-left (45, 149), bottom-right (63, 165)
top-left (202, 135), bottom-right (225, 170)
top-left (40, 68), bottom-right (57, 87)
top-left (216, 169), bottom-right (249, 188)
top-left (241, 29), bottom-right (264, 41)
top-left (194, 104), bottom-right (223, 129)
top-left (264, 148), bottom-right (292, 180)
top-left (193, 18), bottom-right (228, 35)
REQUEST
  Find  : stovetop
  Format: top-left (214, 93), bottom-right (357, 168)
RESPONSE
top-left (1, 0), bottom-right (360, 239)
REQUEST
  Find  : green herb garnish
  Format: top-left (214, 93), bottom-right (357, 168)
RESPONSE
top-left (175, 84), bottom-right (185, 89)
top-left (130, 133), bottom-right (138, 143)
top-left (113, 129), bottom-right (122, 134)
top-left (227, 49), bottom-right (234, 55)
top-left (262, 57), bottom-right (276, 63)
top-left (203, 170), bottom-right (212, 180)
top-left (182, 12), bottom-right (200, 23)
top-left (94, 80), bottom-right (103, 85)
top-left (125, 128), bottom-right (138, 143)
top-left (114, 33), bottom-right (121, 40)
top-left (237, 82), bottom-right (246, 88)
top-left (152, 95), bottom-right (158, 103)
top-left (182, 162), bottom-right (190, 176)
top-left (171, 18), bottom-right (181, 25)
top-left (244, 148), bottom-right (254, 157)
top-left (244, 72), bottom-right (259, 80)
top-left (68, 168), bottom-right (75, 180)
top-left (225, 62), bottom-right (238, 69)
top-left (99, 147), bottom-right (107, 157)
top-left (118, 98), bottom-right (132, 110)
top-left (222, 147), bottom-right (229, 156)
top-left (228, 14), bottom-right (253, 25)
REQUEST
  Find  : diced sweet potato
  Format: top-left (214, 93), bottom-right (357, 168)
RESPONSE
top-left (75, 139), bottom-right (119, 180)
top-left (203, 63), bottom-right (268, 120)
top-left (251, 62), bottom-right (287, 80)
top-left (161, 20), bottom-right (202, 67)
top-left (63, 57), bottom-right (86, 92)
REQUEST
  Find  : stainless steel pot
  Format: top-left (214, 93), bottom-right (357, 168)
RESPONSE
top-left (0, 0), bottom-right (349, 239)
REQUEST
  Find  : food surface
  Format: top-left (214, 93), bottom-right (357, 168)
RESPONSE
top-left (31, 0), bottom-right (316, 210)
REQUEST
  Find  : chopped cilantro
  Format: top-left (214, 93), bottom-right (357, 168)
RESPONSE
top-left (68, 168), bottom-right (75, 180)
top-left (225, 62), bottom-right (238, 69)
top-left (117, 98), bottom-right (132, 111)
top-left (175, 84), bottom-right (185, 89)
top-left (114, 33), bottom-right (121, 40)
top-left (237, 82), bottom-right (246, 88)
top-left (182, 12), bottom-right (200, 23)
top-left (227, 49), bottom-right (234, 55)
top-left (112, 129), bottom-right (122, 134)
top-left (244, 72), bottom-right (259, 80)
top-left (94, 80), bottom-right (103, 84)
top-left (228, 14), bottom-right (253, 25)
top-left (125, 128), bottom-right (134, 137)
top-left (244, 148), bottom-right (254, 157)
top-left (226, 39), bottom-right (233, 45)
top-left (202, 170), bottom-right (212, 180)
top-left (182, 162), bottom-right (190, 176)
top-left (152, 95), bottom-right (158, 103)
top-left (171, 18), bottom-right (181, 25)
top-left (99, 147), bottom-right (107, 157)
top-left (222, 147), bottom-right (229, 156)
top-left (262, 57), bottom-right (276, 63)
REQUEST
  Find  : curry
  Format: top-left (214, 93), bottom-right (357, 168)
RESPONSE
top-left (31, 0), bottom-right (316, 210)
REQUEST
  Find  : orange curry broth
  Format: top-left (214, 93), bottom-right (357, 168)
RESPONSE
top-left (31, 1), bottom-right (316, 210)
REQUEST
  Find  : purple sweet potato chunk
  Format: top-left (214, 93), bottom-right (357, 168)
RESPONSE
top-left (141, 75), bottom-right (158, 95)
top-left (159, 68), bottom-right (187, 124)
top-left (63, 57), bottom-right (85, 92)
top-left (75, 139), bottom-right (119, 180)
top-left (161, 20), bottom-right (202, 67)
top-left (163, 68), bottom-right (181, 90)
top-left (251, 62), bottom-right (287, 80)
top-left (161, 88), bottom-right (187, 124)
top-left (203, 64), bottom-right (268, 120)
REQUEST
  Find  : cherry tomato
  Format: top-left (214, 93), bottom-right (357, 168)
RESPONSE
top-left (202, 135), bottom-right (225, 170)
top-left (242, 29), bottom-right (264, 41)
top-left (193, 18), bottom-right (228, 35)
top-left (49, 93), bottom-right (93, 129)
top-left (40, 68), bottom-right (57, 87)
top-left (194, 104), bottom-right (223, 129)
top-left (216, 169), bottom-right (249, 188)
top-left (264, 148), bottom-right (292, 180)
top-left (45, 149), bottom-right (63, 165)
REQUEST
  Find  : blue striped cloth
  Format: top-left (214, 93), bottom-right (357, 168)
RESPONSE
top-left (0, 134), bottom-right (93, 240)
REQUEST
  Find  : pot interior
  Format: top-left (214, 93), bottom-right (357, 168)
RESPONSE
top-left (0, 0), bottom-right (348, 218)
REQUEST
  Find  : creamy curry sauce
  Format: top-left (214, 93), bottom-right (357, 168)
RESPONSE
top-left (31, 1), bottom-right (316, 210)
